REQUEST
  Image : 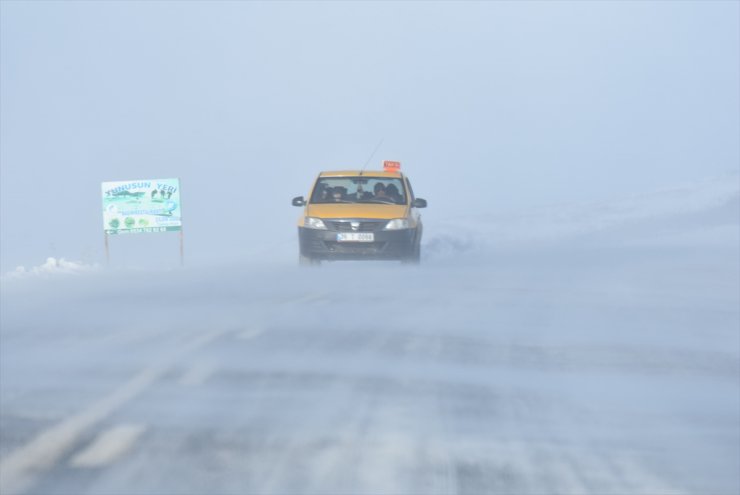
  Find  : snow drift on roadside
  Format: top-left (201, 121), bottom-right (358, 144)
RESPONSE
top-left (2, 257), bottom-right (99, 281)
top-left (424, 173), bottom-right (739, 257)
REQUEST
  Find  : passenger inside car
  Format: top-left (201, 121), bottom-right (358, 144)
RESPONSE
top-left (317, 185), bottom-right (331, 202)
top-left (385, 183), bottom-right (402, 203)
top-left (331, 186), bottom-right (347, 202)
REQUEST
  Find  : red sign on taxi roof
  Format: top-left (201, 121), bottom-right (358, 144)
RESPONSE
top-left (383, 160), bottom-right (401, 172)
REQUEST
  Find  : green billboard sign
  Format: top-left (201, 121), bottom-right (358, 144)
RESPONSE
top-left (102, 178), bottom-right (182, 235)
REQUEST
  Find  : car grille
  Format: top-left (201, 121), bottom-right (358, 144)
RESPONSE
top-left (324, 220), bottom-right (387, 232)
top-left (324, 241), bottom-right (387, 254)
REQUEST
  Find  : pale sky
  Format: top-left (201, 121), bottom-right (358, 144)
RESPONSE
top-left (1, 1), bottom-right (738, 271)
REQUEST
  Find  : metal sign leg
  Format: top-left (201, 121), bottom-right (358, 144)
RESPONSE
top-left (104, 233), bottom-right (110, 266)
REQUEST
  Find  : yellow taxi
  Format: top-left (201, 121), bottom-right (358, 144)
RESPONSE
top-left (292, 163), bottom-right (427, 264)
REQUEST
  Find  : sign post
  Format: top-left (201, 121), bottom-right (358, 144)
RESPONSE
top-left (101, 178), bottom-right (183, 265)
top-left (104, 233), bottom-right (110, 266)
top-left (179, 228), bottom-right (184, 267)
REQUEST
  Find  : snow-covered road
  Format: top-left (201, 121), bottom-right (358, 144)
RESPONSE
top-left (1, 242), bottom-right (738, 495)
top-left (2, 177), bottom-right (739, 494)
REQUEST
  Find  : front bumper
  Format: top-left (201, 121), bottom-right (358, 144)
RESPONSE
top-left (299, 226), bottom-right (417, 260)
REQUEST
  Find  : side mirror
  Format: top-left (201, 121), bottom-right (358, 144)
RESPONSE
top-left (411, 198), bottom-right (427, 208)
top-left (292, 196), bottom-right (306, 207)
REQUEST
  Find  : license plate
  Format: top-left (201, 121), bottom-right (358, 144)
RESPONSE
top-left (337, 232), bottom-right (374, 242)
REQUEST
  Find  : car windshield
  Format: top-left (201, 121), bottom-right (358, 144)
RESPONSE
top-left (310, 177), bottom-right (406, 205)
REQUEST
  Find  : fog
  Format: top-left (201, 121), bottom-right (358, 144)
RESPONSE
top-left (1, 1), bottom-right (738, 271)
top-left (1, 2), bottom-right (739, 495)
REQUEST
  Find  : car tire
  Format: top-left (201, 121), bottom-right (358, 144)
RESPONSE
top-left (401, 239), bottom-right (421, 265)
top-left (299, 253), bottom-right (320, 266)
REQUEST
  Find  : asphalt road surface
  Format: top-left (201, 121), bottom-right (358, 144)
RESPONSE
top-left (1, 247), bottom-right (738, 495)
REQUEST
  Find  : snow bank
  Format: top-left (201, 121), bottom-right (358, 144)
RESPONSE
top-left (2, 257), bottom-right (99, 281)
top-left (425, 173), bottom-right (739, 256)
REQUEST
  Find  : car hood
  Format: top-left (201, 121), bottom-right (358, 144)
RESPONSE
top-left (306, 203), bottom-right (408, 220)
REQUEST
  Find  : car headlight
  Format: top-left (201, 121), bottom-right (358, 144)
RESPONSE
top-left (304, 217), bottom-right (327, 230)
top-left (384, 218), bottom-right (410, 230)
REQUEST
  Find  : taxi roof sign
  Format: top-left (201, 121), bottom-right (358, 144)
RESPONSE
top-left (383, 160), bottom-right (401, 172)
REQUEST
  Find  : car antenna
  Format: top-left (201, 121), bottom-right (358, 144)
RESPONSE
top-left (360, 138), bottom-right (384, 176)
